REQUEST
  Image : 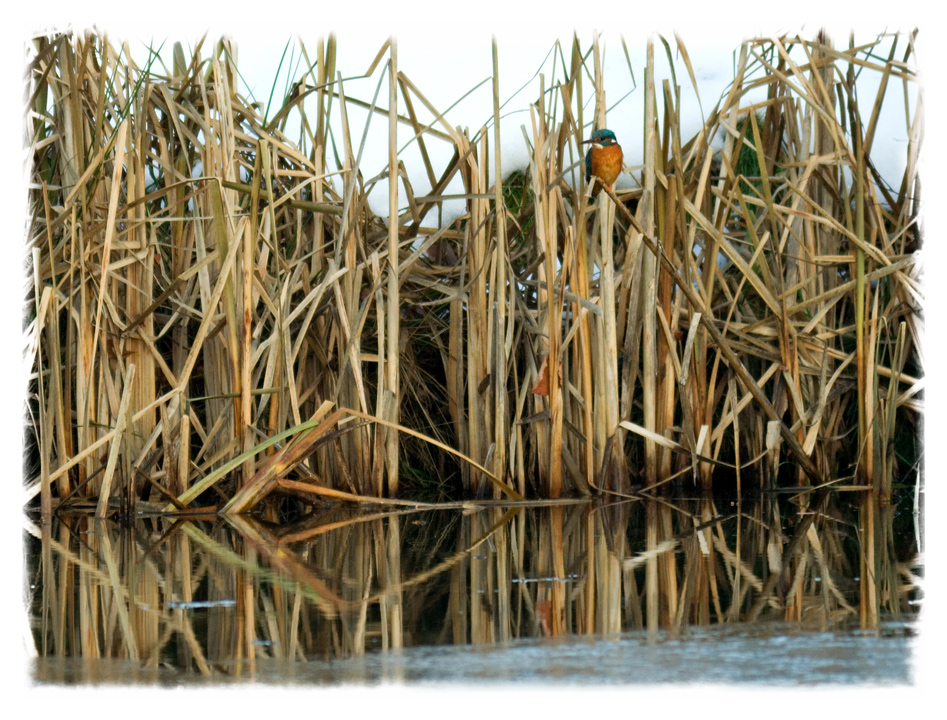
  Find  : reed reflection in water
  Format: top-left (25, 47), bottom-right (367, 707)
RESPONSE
top-left (28, 492), bottom-right (920, 682)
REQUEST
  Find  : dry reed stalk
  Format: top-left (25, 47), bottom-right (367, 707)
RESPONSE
top-left (461, 128), bottom-right (488, 494)
top-left (639, 40), bottom-right (659, 486)
top-left (94, 364), bottom-right (135, 517)
top-left (527, 94), bottom-right (559, 496)
top-left (491, 38), bottom-right (512, 493)
top-left (591, 35), bottom-right (624, 487)
top-left (32, 273), bottom-right (53, 522)
top-left (386, 40), bottom-right (401, 497)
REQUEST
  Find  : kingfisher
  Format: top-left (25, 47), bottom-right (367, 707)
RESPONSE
top-left (581, 128), bottom-right (623, 198)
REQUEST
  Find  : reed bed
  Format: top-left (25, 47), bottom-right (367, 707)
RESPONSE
top-left (25, 31), bottom-right (922, 516)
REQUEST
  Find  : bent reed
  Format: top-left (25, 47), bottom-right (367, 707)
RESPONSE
top-left (25, 31), bottom-right (922, 518)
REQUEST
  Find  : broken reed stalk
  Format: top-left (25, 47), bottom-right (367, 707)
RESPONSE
top-left (26, 31), bottom-right (921, 514)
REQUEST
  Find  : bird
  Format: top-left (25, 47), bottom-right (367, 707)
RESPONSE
top-left (581, 128), bottom-right (623, 198)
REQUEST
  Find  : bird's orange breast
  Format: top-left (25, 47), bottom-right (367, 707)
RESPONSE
top-left (589, 143), bottom-right (623, 196)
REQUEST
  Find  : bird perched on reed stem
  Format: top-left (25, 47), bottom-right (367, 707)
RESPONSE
top-left (581, 128), bottom-right (622, 198)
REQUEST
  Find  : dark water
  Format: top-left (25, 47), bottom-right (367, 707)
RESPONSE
top-left (26, 492), bottom-right (921, 685)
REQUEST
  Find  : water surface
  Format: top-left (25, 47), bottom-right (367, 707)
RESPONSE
top-left (27, 492), bottom-right (920, 685)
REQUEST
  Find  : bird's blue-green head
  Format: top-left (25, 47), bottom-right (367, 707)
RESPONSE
top-left (582, 128), bottom-right (619, 147)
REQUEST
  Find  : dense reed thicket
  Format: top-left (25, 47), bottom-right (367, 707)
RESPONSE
top-left (25, 31), bottom-right (922, 518)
